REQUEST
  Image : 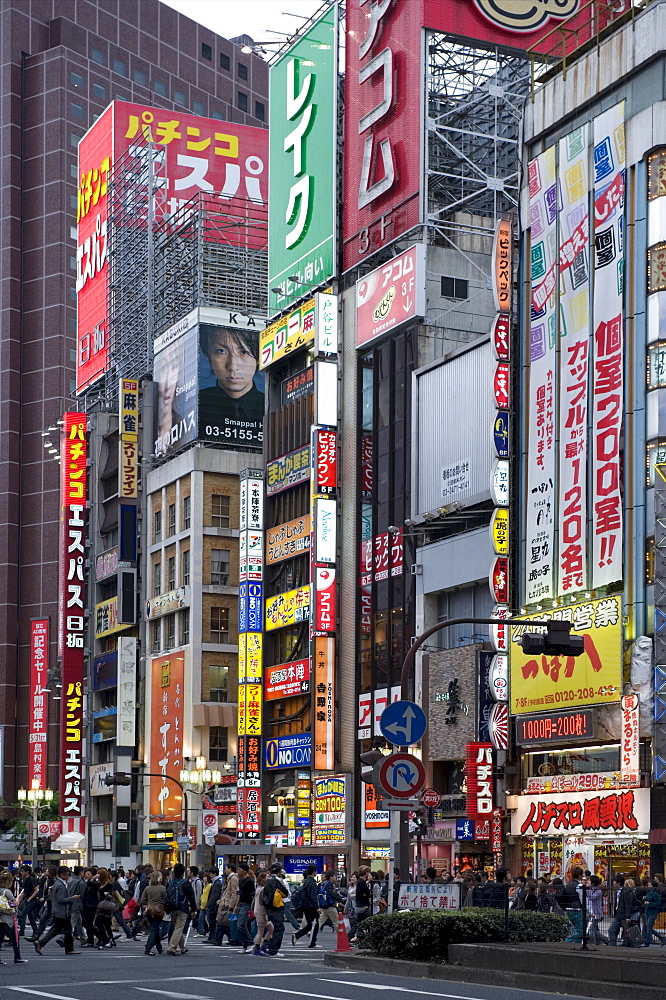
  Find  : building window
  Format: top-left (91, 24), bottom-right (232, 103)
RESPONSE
top-left (210, 607), bottom-right (229, 644)
top-left (92, 82), bottom-right (106, 100)
top-left (437, 583), bottom-right (493, 648)
top-left (167, 556), bottom-right (175, 591)
top-left (91, 47), bottom-right (106, 66)
top-left (151, 621), bottom-right (160, 654)
top-left (112, 58), bottom-right (126, 76)
top-left (209, 726), bottom-right (228, 762)
top-left (211, 494), bottom-right (230, 528)
top-left (201, 42), bottom-right (212, 60)
top-left (182, 549), bottom-right (190, 586)
top-left (133, 68), bottom-right (147, 86)
top-left (193, 100), bottom-right (205, 116)
top-left (220, 52), bottom-right (230, 71)
top-left (70, 71), bottom-right (84, 89)
top-left (70, 133), bottom-right (81, 147)
top-left (168, 503), bottom-right (176, 536)
top-left (183, 495), bottom-right (191, 529)
top-left (254, 100), bottom-right (265, 122)
top-left (154, 510), bottom-right (162, 543)
top-left (211, 549), bottom-right (230, 586)
top-left (165, 614), bottom-right (176, 650)
top-left (237, 91), bottom-right (248, 112)
top-left (212, 109), bottom-right (225, 120)
top-left (209, 665), bottom-right (228, 702)
top-left (69, 194), bottom-right (78, 210)
top-left (154, 80), bottom-right (167, 97)
top-left (181, 608), bottom-right (190, 645)
top-left (173, 90), bottom-right (185, 106)
top-left (440, 276), bottom-right (469, 300)
top-left (153, 562), bottom-right (161, 597)
top-left (237, 62), bottom-right (248, 80)
top-left (70, 102), bottom-right (84, 119)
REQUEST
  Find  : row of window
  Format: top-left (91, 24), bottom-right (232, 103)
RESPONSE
top-left (200, 43), bottom-right (248, 79)
top-left (153, 547), bottom-right (229, 595)
top-left (150, 606), bottom-right (230, 651)
top-left (73, 67), bottom-right (264, 121)
top-left (153, 493), bottom-right (229, 544)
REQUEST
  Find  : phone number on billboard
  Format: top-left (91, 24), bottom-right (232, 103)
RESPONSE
top-left (204, 425), bottom-right (263, 443)
top-left (514, 686), bottom-right (618, 710)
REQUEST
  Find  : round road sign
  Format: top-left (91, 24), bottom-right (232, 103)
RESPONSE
top-left (421, 787), bottom-right (441, 809)
top-left (378, 752), bottom-right (426, 799)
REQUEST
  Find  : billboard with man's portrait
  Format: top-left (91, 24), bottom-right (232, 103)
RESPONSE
top-left (198, 322), bottom-right (264, 451)
top-left (153, 325), bottom-right (198, 459)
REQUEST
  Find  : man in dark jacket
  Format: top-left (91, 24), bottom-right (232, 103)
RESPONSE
top-left (263, 863), bottom-right (288, 956)
top-left (205, 870), bottom-right (224, 944)
top-left (563, 865), bottom-right (584, 943)
top-left (34, 867), bottom-right (81, 956)
top-left (475, 867), bottom-right (509, 909)
top-left (165, 863), bottom-right (196, 956)
top-left (292, 864), bottom-right (321, 948)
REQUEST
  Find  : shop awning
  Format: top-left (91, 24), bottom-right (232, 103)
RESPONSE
top-left (193, 703), bottom-right (236, 728)
top-left (52, 832), bottom-right (86, 850)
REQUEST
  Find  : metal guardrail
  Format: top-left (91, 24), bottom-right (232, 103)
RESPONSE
top-left (528, 0), bottom-right (655, 101)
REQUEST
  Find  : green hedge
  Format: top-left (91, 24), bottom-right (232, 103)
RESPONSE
top-left (356, 908), bottom-right (570, 963)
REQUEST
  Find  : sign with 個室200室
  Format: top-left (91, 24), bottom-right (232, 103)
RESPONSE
top-left (509, 596), bottom-right (622, 715)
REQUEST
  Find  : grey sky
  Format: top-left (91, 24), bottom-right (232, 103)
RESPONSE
top-left (161, 0), bottom-right (328, 52)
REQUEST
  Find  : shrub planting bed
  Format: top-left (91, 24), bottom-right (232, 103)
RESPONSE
top-left (356, 908), bottom-right (570, 963)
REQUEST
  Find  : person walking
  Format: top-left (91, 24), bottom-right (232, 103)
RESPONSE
top-left (217, 863), bottom-right (240, 945)
top-left (251, 871), bottom-right (274, 956)
top-left (235, 864), bottom-right (256, 954)
top-left (165, 863), bottom-right (196, 955)
top-left (81, 869), bottom-right (100, 947)
top-left (205, 868), bottom-right (224, 944)
top-left (585, 875), bottom-right (608, 946)
top-left (292, 864), bottom-right (320, 948)
top-left (608, 874), bottom-right (638, 946)
top-left (0, 872), bottom-right (27, 964)
top-left (643, 878), bottom-right (666, 947)
top-left (318, 872), bottom-right (343, 935)
top-left (16, 866), bottom-right (39, 940)
top-left (262, 863), bottom-right (288, 957)
top-left (33, 867), bottom-right (81, 956)
top-left (189, 867), bottom-right (204, 936)
top-left (66, 867), bottom-right (87, 944)
top-left (197, 873), bottom-right (212, 936)
top-left (140, 870), bottom-right (167, 956)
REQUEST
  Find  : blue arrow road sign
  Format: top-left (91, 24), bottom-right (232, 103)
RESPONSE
top-left (380, 699), bottom-right (427, 747)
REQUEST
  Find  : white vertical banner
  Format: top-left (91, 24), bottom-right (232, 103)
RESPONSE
top-left (592, 103), bottom-right (625, 588)
top-left (116, 636), bottom-right (137, 747)
top-left (526, 146), bottom-right (558, 603)
top-left (557, 125), bottom-right (590, 596)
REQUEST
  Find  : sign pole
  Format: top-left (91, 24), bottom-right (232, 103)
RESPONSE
top-left (387, 807), bottom-right (400, 912)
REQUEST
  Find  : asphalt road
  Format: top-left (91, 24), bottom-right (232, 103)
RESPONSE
top-left (0, 933), bottom-right (600, 1000)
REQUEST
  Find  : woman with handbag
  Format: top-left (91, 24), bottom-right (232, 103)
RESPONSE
top-left (140, 871), bottom-right (167, 956)
top-left (94, 870), bottom-right (116, 949)
top-left (0, 872), bottom-right (27, 964)
top-left (251, 871), bottom-right (274, 955)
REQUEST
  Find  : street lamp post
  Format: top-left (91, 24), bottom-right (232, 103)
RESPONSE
top-left (17, 781), bottom-right (54, 868)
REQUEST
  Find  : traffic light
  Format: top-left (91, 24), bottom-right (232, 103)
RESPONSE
top-left (410, 806), bottom-right (427, 837)
top-left (104, 772), bottom-right (132, 786)
top-left (359, 749), bottom-right (385, 787)
top-left (519, 620), bottom-right (584, 657)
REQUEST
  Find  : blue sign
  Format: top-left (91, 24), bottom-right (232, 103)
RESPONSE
top-left (247, 582), bottom-right (263, 632)
top-left (380, 700), bottom-right (427, 747)
top-left (238, 582), bottom-right (248, 633)
top-left (456, 819), bottom-right (475, 840)
top-left (264, 733), bottom-right (312, 770)
top-left (283, 855), bottom-right (324, 875)
top-left (493, 411), bottom-right (509, 459)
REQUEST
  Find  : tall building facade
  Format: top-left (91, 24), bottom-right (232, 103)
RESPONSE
top-left (0, 0), bottom-right (268, 814)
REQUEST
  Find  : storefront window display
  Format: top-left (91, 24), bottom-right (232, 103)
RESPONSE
top-left (455, 852), bottom-right (494, 875)
top-left (522, 835), bottom-right (650, 880)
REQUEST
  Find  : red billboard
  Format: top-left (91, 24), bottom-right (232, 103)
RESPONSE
top-left (76, 102), bottom-right (269, 393)
top-left (356, 244), bottom-right (426, 348)
top-left (265, 658), bottom-right (311, 701)
top-left (422, 1), bottom-right (609, 56)
top-left (342, 0), bottom-right (423, 271)
top-left (59, 412), bottom-right (87, 816)
top-left (28, 618), bottom-right (49, 790)
top-left (466, 742), bottom-right (494, 822)
top-left (313, 567), bottom-right (336, 636)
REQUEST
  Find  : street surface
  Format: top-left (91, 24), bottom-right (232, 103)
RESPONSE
top-left (0, 932), bottom-right (601, 1000)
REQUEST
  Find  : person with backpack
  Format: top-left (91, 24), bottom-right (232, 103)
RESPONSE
top-left (291, 863), bottom-right (320, 948)
top-left (235, 863), bottom-right (256, 954)
top-left (261, 862), bottom-right (288, 957)
top-left (139, 870), bottom-right (167, 956)
top-left (318, 872), bottom-right (343, 935)
top-left (165, 863), bottom-right (196, 955)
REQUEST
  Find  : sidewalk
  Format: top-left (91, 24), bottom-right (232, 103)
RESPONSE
top-left (325, 940), bottom-right (666, 1000)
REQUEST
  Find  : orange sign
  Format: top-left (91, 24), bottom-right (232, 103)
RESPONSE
top-left (493, 218), bottom-right (511, 313)
top-left (149, 653), bottom-right (184, 820)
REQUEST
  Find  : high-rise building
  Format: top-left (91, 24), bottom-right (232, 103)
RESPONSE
top-left (0, 0), bottom-right (268, 812)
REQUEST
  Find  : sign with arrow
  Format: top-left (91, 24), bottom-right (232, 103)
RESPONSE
top-left (355, 244), bottom-right (426, 349)
top-left (380, 699), bottom-right (427, 747)
top-left (377, 752), bottom-right (426, 799)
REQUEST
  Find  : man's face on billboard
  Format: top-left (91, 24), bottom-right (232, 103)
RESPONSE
top-left (207, 330), bottom-right (256, 399)
top-left (157, 346), bottom-right (180, 417)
